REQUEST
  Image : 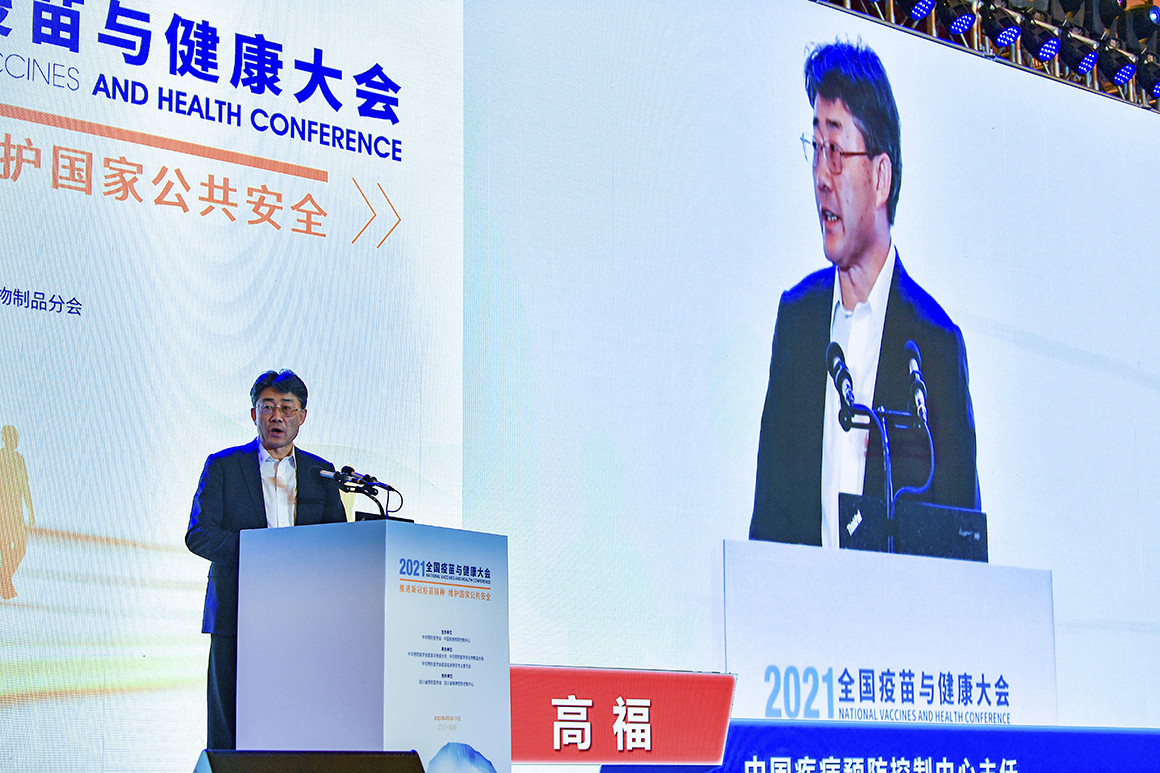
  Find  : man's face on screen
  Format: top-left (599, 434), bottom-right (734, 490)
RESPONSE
top-left (812, 97), bottom-right (886, 271)
top-left (251, 388), bottom-right (306, 458)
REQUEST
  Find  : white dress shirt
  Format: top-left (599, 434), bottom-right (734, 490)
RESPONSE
top-left (820, 245), bottom-right (895, 548)
top-left (257, 441), bottom-right (297, 528)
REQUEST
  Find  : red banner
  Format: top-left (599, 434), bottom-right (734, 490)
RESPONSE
top-left (511, 665), bottom-right (734, 764)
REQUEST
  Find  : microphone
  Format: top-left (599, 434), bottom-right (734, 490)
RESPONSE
top-left (905, 340), bottom-right (928, 426)
top-left (316, 465), bottom-right (392, 491)
top-left (826, 341), bottom-right (856, 411)
top-left (315, 466), bottom-right (350, 484)
top-left (345, 465), bottom-right (386, 487)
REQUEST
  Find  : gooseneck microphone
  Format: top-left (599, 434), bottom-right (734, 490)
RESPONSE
top-left (316, 465), bottom-right (393, 490)
top-left (314, 464), bottom-right (405, 518)
top-left (826, 341), bottom-right (856, 410)
top-left (821, 340), bottom-right (939, 539)
top-left (315, 466), bottom-right (352, 484)
top-left (905, 339), bottom-right (928, 427)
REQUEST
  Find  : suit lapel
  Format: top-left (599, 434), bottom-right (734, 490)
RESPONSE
top-left (801, 269), bottom-right (834, 528)
top-left (807, 269), bottom-right (834, 464)
top-left (294, 451), bottom-right (324, 525)
top-left (242, 438), bottom-right (267, 528)
top-left (872, 256), bottom-right (906, 411)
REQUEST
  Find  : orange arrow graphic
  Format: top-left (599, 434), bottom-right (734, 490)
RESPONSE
top-left (352, 179), bottom-right (402, 247)
top-left (376, 184), bottom-right (401, 248)
top-left (352, 178), bottom-right (376, 244)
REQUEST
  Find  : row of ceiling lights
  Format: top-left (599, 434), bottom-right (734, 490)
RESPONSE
top-left (844, 1), bottom-right (1160, 101)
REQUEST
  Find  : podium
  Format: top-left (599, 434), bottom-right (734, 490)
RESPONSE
top-left (237, 520), bottom-right (510, 773)
top-left (724, 540), bottom-right (1057, 726)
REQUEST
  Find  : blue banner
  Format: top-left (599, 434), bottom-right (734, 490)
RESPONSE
top-left (605, 719), bottom-right (1160, 772)
top-left (714, 720), bottom-right (1160, 772)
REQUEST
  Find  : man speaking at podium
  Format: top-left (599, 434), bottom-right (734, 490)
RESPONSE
top-left (186, 370), bottom-right (346, 750)
top-left (750, 41), bottom-right (980, 548)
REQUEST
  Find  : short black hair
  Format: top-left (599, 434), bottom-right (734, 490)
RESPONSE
top-left (250, 369), bottom-right (308, 408)
top-left (804, 40), bottom-right (902, 224)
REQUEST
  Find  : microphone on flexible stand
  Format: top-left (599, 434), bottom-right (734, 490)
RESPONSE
top-left (316, 466), bottom-right (353, 485)
top-left (315, 465), bottom-right (406, 519)
top-left (905, 339), bottom-right (928, 427)
top-left (826, 341), bottom-right (857, 431)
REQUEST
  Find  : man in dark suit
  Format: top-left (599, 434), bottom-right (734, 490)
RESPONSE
top-left (750, 41), bottom-right (979, 548)
top-left (186, 369), bottom-right (346, 750)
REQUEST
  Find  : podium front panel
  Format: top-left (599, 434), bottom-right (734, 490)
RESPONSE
top-left (238, 520), bottom-right (510, 773)
top-left (724, 540), bottom-right (1057, 726)
top-left (382, 521), bottom-right (510, 772)
top-left (238, 521), bottom-right (387, 750)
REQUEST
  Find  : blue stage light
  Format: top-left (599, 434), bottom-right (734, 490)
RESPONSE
top-left (1059, 30), bottom-right (1098, 75)
top-left (1136, 55), bottom-right (1160, 99)
top-left (937, 1), bottom-right (976, 36)
top-left (982, 5), bottom-right (1021, 48)
top-left (1021, 19), bottom-right (1060, 63)
top-left (1125, 5), bottom-right (1160, 43)
top-left (1098, 46), bottom-right (1136, 87)
top-left (899, 0), bottom-right (936, 22)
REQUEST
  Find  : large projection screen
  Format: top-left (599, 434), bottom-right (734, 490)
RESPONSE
top-left (464, 0), bottom-right (1159, 734)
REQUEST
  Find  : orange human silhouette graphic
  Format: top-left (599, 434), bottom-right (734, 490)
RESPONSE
top-left (0, 425), bottom-right (34, 600)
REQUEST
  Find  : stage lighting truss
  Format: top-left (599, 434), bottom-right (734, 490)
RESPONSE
top-left (822, 1), bottom-right (1160, 111)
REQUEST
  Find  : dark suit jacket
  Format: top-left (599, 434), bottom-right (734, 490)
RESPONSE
top-left (186, 439), bottom-right (346, 634)
top-left (750, 255), bottom-right (980, 545)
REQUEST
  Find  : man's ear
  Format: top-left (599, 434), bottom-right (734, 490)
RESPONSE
top-left (874, 154), bottom-right (892, 211)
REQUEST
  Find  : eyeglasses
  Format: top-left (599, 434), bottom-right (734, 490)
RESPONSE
top-left (255, 404), bottom-right (303, 419)
top-left (801, 134), bottom-right (874, 175)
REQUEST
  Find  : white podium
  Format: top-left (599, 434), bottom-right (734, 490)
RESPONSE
top-left (724, 540), bottom-right (1057, 726)
top-left (236, 520), bottom-right (510, 773)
